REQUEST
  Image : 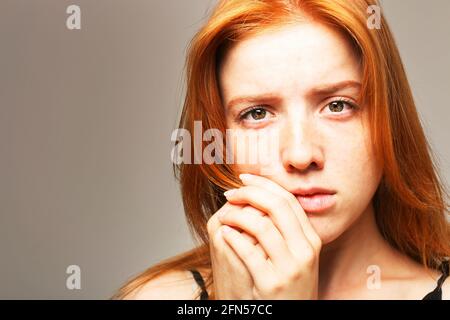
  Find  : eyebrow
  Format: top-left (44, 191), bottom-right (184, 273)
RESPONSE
top-left (226, 80), bottom-right (361, 109)
top-left (307, 80), bottom-right (361, 97)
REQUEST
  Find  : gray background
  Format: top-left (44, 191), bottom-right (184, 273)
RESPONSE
top-left (0, 0), bottom-right (448, 299)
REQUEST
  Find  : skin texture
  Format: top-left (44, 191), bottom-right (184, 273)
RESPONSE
top-left (127, 20), bottom-right (449, 301)
top-left (206, 21), bottom-right (448, 299)
top-left (219, 22), bottom-right (378, 248)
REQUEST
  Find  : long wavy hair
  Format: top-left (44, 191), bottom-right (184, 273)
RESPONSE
top-left (113, 0), bottom-right (450, 300)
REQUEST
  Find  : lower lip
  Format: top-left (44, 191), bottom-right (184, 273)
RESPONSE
top-left (296, 193), bottom-right (336, 213)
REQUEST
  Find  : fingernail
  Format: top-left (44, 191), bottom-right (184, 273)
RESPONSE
top-left (224, 189), bottom-right (236, 197)
top-left (221, 225), bottom-right (232, 234)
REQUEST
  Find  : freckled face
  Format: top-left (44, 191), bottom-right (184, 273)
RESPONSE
top-left (218, 22), bottom-right (382, 244)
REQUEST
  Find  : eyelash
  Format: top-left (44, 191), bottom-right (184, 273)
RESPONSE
top-left (238, 105), bottom-right (270, 121)
top-left (326, 97), bottom-right (359, 114)
top-left (237, 98), bottom-right (359, 123)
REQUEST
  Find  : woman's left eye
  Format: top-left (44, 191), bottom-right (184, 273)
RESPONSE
top-left (323, 99), bottom-right (357, 114)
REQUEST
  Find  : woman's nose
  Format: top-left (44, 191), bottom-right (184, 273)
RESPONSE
top-left (280, 118), bottom-right (324, 173)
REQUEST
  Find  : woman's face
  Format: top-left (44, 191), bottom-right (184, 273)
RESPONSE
top-left (218, 22), bottom-right (382, 245)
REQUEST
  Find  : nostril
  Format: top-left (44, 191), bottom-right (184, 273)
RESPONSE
top-left (288, 161), bottom-right (319, 173)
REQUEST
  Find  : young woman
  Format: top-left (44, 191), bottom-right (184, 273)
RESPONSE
top-left (113, 0), bottom-right (449, 300)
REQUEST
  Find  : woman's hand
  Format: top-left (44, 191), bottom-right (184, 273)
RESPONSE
top-left (207, 201), bottom-right (269, 299)
top-left (218, 173), bottom-right (322, 299)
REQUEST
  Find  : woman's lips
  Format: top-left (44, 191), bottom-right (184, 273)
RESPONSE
top-left (296, 193), bottom-right (336, 213)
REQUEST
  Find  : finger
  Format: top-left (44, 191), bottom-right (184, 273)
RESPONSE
top-left (210, 223), bottom-right (256, 299)
top-left (220, 225), bottom-right (274, 290)
top-left (209, 203), bottom-right (267, 260)
top-left (224, 185), bottom-right (314, 261)
top-left (211, 222), bottom-right (251, 274)
top-left (239, 173), bottom-right (322, 250)
top-left (242, 206), bottom-right (268, 260)
top-left (230, 206), bottom-right (268, 260)
top-left (220, 207), bottom-right (294, 270)
top-left (240, 234), bottom-right (268, 260)
top-left (207, 202), bottom-right (241, 235)
top-left (241, 205), bottom-right (266, 245)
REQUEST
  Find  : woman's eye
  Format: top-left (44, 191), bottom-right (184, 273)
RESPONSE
top-left (239, 107), bottom-right (269, 122)
top-left (324, 99), bottom-right (357, 114)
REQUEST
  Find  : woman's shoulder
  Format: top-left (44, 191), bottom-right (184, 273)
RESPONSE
top-left (123, 269), bottom-right (202, 300)
top-left (365, 252), bottom-right (449, 300)
top-left (400, 259), bottom-right (449, 300)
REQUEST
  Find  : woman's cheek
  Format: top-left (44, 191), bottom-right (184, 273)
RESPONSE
top-left (228, 126), bottom-right (283, 175)
top-left (329, 130), bottom-right (382, 208)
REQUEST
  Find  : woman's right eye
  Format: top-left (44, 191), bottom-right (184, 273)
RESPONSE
top-left (239, 106), bottom-right (271, 122)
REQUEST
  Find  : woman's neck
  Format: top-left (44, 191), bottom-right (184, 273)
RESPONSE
top-left (317, 203), bottom-right (404, 298)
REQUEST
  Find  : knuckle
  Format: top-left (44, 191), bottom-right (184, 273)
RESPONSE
top-left (241, 231), bottom-right (258, 245)
top-left (241, 247), bottom-right (257, 261)
top-left (255, 243), bottom-right (267, 258)
top-left (266, 279), bottom-right (284, 294)
top-left (311, 235), bottom-right (322, 252)
top-left (301, 246), bottom-right (318, 267)
top-left (256, 218), bottom-right (272, 235)
top-left (286, 264), bottom-right (302, 280)
top-left (258, 281), bottom-right (273, 294)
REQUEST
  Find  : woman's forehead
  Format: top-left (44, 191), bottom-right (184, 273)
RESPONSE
top-left (218, 22), bottom-right (361, 100)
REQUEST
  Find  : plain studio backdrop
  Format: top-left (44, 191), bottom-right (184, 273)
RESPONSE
top-left (0, 0), bottom-right (449, 299)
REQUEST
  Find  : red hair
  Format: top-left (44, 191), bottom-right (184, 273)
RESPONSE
top-left (113, 0), bottom-right (450, 299)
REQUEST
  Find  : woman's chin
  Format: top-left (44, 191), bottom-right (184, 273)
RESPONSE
top-left (305, 212), bottom-right (345, 246)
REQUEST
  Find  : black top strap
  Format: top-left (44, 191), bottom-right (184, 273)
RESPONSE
top-left (189, 269), bottom-right (209, 300)
top-left (422, 260), bottom-right (449, 300)
top-left (190, 261), bottom-right (449, 300)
